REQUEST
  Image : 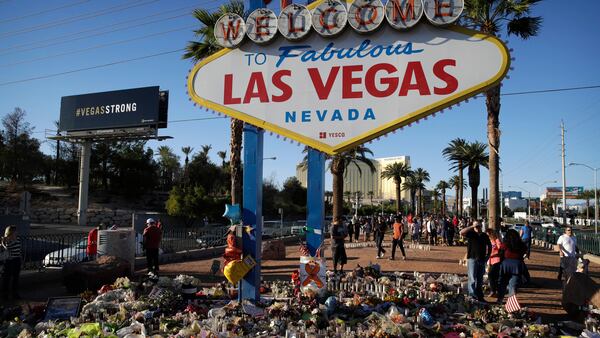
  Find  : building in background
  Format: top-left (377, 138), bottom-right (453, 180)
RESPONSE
top-left (296, 156), bottom-right (411, 203)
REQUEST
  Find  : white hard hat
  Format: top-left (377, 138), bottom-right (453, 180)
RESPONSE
top-left (146, 218), bottom-right (156, 224)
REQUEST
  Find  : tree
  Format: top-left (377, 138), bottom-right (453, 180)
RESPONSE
top-left (217, 150), bottom-right (227, 167)
top-left (443, 138), bottom-right (468, 217)
top-left (462, 0), bottom-right (542, 230)
top-left (183, 0), bottom-right (246, 205)
top-left (381, 161), bottom-right (412, 213)
top-left (462, 141), bottom-right (489, 218)
top-left (448, 175), bottom-right (467, 214)
top-left (1, 108), bottom-right (45, 185)
top-left (367, 190), bottom-right (374, 205)
top-left (581, 190), bottom-right (595, 221)
top-left (181, 146), bottom-right (193, 187)
top-left (436, 180), bottom-right (450, 216)
top-left (413, 168), bottom-right (430, 217)
top-left (431, 188), bottom-right (440, 214)
top-left (402, 175), bottom-right (421, 214)
top-left (281, 177), bottom-right (307, 207)
top-left (344, 191), bottom-right (352, 205)
top-left (156, 146), bottom-right (181, 191)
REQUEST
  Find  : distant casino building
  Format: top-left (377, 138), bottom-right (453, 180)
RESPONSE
top-left (296, 156), bottom-right (411, 202)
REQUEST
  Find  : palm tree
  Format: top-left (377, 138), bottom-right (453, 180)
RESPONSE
top-left (443, 138), bottom-right (467, 217)
top-left (448, 175), bottom-right (467, 214)
top-left (431, 188), bottom-right (440, 214)
top-left (367, 190), bottom-right (374, 205)
top-left (182, 147), bottom-right (193, 167)
top-left (157, 145), bottom-right (181, 190)
top-left (462, 0), bottom-right (542, 229)
top-left (217, 150), bottom-right (227, 167)
top-left (402, 175), bottom-right (421, 214)
top-left (413, 168), bottom-right (430, 217)
top-left (436, 180), bottom-right (450, 216)
top-left (183, 0), bottom-right (246, 205)
top-left (330, 146), bottom-right (376, 221)
top-left (462, 141), bottom-right (489, 218)
top-left (325, 191), bottom-right (333, 204)
top-left (381, 162), bottom-right (412, 213)
top-left (344, 191), bottom-right (352, 205)
top-left (581, 190), bottom-right (595, 221)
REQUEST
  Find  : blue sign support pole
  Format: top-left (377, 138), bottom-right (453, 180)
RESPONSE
top-left (240, 124), bottom-right (263, 301)
top-left (238, 0), bottom-right (264, 302)
top-left (306, 148), bottom-right (326, 256)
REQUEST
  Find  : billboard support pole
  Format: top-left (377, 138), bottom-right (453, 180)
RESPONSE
top-left (240, 124), bottom-right (263, 301)
top-left (77, 142), bottom-right (91, 226)
top-left (307, 149), bottom-right (325, 256)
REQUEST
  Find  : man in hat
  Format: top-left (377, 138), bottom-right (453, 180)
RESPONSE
top-left (143, 218), bottom-right (162, 273)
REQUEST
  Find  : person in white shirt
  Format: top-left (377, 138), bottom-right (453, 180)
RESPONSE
top-left (557, 227), bottom-right (578, 283)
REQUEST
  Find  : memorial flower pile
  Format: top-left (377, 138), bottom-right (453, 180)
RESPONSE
top-left (0, 270), bottom-right (597, 337)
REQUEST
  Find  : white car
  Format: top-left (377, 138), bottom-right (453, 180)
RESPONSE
top-left (43, 233), bottom-right (159, 268)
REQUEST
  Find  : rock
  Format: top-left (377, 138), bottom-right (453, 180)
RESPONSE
top-left (262, 240), bottom-right (286, 260)
top-left (562, 272), bottom-right (599, 320)
top-left (62, 256), bottom-right (131, 293)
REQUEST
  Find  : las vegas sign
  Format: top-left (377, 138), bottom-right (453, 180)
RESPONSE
top-left (188, 0), bottom-right (509, 155)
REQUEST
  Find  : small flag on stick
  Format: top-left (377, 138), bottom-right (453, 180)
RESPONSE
top-left (299, 244), bottom-right (310, 256)
top-left (505, 294), bottom-right (521, 313)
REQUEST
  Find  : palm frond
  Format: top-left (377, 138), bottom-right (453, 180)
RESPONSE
top-left (507, 16), bottom-right (542, 39)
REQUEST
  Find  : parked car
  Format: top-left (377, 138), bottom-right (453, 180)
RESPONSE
top-left (43, 233), bottom-right (160, 268)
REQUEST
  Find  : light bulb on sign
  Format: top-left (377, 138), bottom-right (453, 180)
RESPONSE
top-left (278, 4), bottom-right (312, 41)
top-left (348, 0), bottom-right (385, 33)
top-left (246, 9), bottom-right (278, 44)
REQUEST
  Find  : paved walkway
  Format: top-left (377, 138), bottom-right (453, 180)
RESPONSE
top-left (10, 239), bottom-right (600, 323)
top-left (156, 240), bottom-right (600, 321)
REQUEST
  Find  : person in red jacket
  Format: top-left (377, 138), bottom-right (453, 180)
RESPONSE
top-left (86, 223), bottom-right (105, 260)
top-left (143, 218), bottom-right (162, 273)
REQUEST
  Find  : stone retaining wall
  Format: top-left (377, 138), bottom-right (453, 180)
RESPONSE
top-left (28, 208), bottom-right (134, 226)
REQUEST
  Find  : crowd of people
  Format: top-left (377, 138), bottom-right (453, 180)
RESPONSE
top-left (329, 213), bottom-right (585, 305)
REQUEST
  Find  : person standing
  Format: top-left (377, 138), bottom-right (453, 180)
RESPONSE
top-left (460, 221), bottom-right (492, 301)
top-left (363, 218), bottom-right (372, 242)
top-left (486, 229), bottom-right (503, 297)
top-left (354, 217), bottom-right (361, 242)
top-left (347, 217), bottom-right (354, 243)
top-left (1, 226), bottom-right (21, 300)
top-left (447, 217), bottom-right (456, 246)
top-left (143, 218), bottom-right (162, 274)
top-left (412, 217), bottom-right (421, 243)
top-left (557, 227), bottom-right (578, 284)
top-left (497, 229), bottom-right (527, 302)
top-left (520, 221), bottom-right (533, 259)
top-left (330, 218), bottom-right (347, 273)
top-left (375, 217), bottom-right (387, 259)
top-left (390, 216), bottom-right (407, 260)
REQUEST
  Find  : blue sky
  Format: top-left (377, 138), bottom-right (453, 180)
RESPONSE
top-left (0, 0), bottom-right (598, 198)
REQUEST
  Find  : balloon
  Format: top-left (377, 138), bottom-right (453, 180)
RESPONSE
top-left (223, 204), bottom-right (241, 224)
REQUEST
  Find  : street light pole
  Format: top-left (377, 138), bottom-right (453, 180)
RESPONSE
top-left (569, 163), bottom-right (599, 234)
top-left (524, 180), bottom-right (558, 221)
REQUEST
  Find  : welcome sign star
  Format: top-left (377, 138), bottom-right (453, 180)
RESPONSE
top-left (187, 0), bottom-right (509, 155)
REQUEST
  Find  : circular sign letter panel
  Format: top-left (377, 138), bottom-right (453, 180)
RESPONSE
top-left (214, 13), bottom-right (246, 48)
top-left (278, 4), bottom-right (312, 41)
top-left (348, 0), bottom-right (385, 33)
top-left (246, 9), bottom-right (278, 43)
top-left (423, 0), bottom-right (463, 26)
top-left (312, 0), bottom-right (348, 37)
top-left (385, 0), bottom-right (423, 30)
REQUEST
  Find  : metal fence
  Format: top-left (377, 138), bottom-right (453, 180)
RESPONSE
top-left (14, 223), bottom-right (301, 271)
top-left (531, 226), bottom-right (600, 256)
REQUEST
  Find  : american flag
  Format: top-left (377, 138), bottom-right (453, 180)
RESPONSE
top-left (300, 244), bottom-right (310, 256)
top-left (505, 294), bottom-right (521, 313)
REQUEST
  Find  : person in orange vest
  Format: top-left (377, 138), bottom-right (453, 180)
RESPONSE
top-left (86, 223), bottom-right (105, 261)
top-left (390, 216), bottom-right (407, 260)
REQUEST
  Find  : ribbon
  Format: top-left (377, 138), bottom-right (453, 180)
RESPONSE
top-left (302, 260), bottom-right (323, 288)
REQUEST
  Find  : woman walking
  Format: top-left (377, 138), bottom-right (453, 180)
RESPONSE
top-left (486, 229), bottom-right (503, 298)
top-left (497, 229), bottom-right (527, 303)
top-left (1, 226), bottom-right (22, 300)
